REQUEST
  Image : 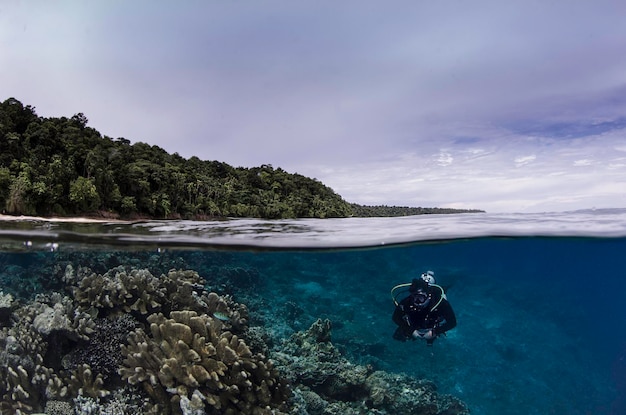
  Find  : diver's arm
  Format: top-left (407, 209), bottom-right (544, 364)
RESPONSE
top-left (392, 304), bottom-right (406, 327)
top-left (434, 300), bottom-right (457, 335)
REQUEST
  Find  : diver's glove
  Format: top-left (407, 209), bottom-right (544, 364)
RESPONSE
top-left (412, 329), bottom-right (436, 340)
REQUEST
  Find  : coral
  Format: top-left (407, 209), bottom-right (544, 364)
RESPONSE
top-left (31, 294), bottom-right (95, 341)
top-left (2, 365), bottom-right (38, 414)
top-left (68, 363), bottom-right (110, 399)
top-left (274, 319), bottom-right (469, 415)
top-left (241, 326), bottom-right (272, 356)
top-left (120, 310), bottom-right (289, 415)
top-left (179, 389), bottom-right (207, 415)
top-left (44, 400), bottom-right (73, 415)
top-left (72, 386), bottom-right (150, 415)
top-left (289, 388), bottom-right (329, 415)
top-left (73, 266), bottom-right (167, 315)
top-left (276, 318), bottom-right (350, 393)
top-left (0, 293), bottom-right (100, 412)
top-left (160, 269), bottom-right (208, 312)
top-left (39, 369), bottom-right (71, 400)
top-left (71, 266), bottom-right (248, 334)
top-left (159, 269), bottom-right (249, 333)
top-left (201, 291), bottom-right (248, 333)
top-left (0, 290), bottom-right (15, 324)
top-left (63, 314), bottom-right (138, 380)
top-left (0, 307), bottom-right (48, 413)
top-left (0, 259), bottom-right (469, 415)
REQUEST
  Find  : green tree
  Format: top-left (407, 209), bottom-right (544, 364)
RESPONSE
top-left (69, 176), bottom-right (100, 212)
top-left (0, 167), bottom-right (11, 210)
top-left (6, 171), bottom-right (33, 214)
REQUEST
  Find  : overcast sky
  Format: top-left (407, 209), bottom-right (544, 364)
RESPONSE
top-left (2, 1), bottom-right (626, 213)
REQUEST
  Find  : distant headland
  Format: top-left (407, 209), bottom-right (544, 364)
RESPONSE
top-left (0, 98), bottom-right (483, 220)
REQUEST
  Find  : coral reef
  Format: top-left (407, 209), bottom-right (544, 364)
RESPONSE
top-left (0, 264), bottom-right (257, 413)
top-left (120, 310), bottom-right (290, 414)
top-left (274, 318), bottom-right (469, 415)
top-left (70, 266), bottom-right (248, 332)
top-left (0, 259), bottom-right (469, 415)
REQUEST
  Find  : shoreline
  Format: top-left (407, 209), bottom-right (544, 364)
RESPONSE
top-left (0, 214), bottom-right (129, 224)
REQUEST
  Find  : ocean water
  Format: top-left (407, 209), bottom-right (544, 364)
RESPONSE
top-left (1, 209), bottom-right (626, 414)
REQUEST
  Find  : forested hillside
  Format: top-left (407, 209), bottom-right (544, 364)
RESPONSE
top-left (0, 98), bottom-right (353, 219)
top-left (349, 204), bottom-right (483, 217)
top-left (0, 98), bottom-right (482, 219)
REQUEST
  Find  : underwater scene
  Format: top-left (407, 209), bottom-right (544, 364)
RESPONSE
top-left (1, 210), bottom-right (626, 415)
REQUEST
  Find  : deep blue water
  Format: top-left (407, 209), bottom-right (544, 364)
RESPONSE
top-left (1, 212), bottom-right (626, 414)
top-left (194, 236), bottom-right (626, 415)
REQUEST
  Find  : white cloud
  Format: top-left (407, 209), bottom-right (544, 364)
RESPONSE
top-left (436, 152), bottom-right (454, 167)
top-left (514, 155), bottom-right (536, 167)
top-left (1, 0), bottom-right (626, 213)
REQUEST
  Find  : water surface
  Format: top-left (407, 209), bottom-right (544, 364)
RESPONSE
top-left (1, 210), bottom-right (625, 414)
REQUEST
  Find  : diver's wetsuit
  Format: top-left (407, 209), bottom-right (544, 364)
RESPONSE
top-left (392, 286), bottom-right (457, 344)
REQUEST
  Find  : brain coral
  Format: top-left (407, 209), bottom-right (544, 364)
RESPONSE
top-left (120, 310), bottom-right (289, 415)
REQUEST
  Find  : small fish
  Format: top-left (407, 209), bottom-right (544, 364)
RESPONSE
top-left (213, 311), bottom-right (230, 321)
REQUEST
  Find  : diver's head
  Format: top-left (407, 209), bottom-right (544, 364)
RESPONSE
top-left (410, 277), bottom-right (429, 293)
top-left (421, 270), bottom-right (435, 285)
top-left (411, 289), bottom-right (431, 309)
top-left (409, 277), bottom-right (431, 309)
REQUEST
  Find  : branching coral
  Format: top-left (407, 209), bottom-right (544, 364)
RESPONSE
top-left (0, 292), bottom-right (104, 412)
top-left (71, 266), bottom-right (249, 333)
top-left (120, 310), bottom-right (289, 414)
top-left (73, 266), bottom-right (167, 315)
top-left (68, 363), bottom-right (110, 399)
top-left (1, 305), bottom-right (49, 413)
top-left (201, 291), bottom-right (248, 333)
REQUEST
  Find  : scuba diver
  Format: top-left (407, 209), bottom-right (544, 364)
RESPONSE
top-left (391, 271), bottom-right (457, 345)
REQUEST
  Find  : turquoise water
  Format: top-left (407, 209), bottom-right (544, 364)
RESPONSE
top-left (1, 211), bottom-right (625, 414)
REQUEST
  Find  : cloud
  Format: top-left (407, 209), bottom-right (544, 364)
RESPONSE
top-left (1, 0), bottom-right (625, 212)
top-left (514, 155), bottom-right (536, 167)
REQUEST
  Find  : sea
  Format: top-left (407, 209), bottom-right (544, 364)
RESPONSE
top-left (1, 209), bottom-right (626, 415)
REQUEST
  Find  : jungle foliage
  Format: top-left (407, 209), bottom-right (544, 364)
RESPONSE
top-left (0, 98), bottom-right (482, 219)
top-left (349, 204), bottom-right (483, 217)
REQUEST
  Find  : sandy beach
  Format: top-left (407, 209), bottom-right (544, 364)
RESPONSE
top-left (0, 214), bottom-right (128, 223)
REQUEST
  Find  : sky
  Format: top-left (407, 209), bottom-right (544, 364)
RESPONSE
top-left (2, 0), bottom-right (626, 213)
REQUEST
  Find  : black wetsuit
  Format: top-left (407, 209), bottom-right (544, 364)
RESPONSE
top-left (392, 286), bottom-right (457, 344)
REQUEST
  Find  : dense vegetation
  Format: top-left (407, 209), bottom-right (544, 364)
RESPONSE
top-left (349, 204), bottom-right (483, 217)
top-left (0, 98), bottom-right (482, 219)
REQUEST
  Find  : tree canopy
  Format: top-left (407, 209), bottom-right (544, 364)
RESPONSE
top-left (0, 98), bottom-right (482, 219)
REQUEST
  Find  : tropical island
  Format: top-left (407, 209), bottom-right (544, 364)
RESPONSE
top-left (0, 98), bottom-right (483, 220)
